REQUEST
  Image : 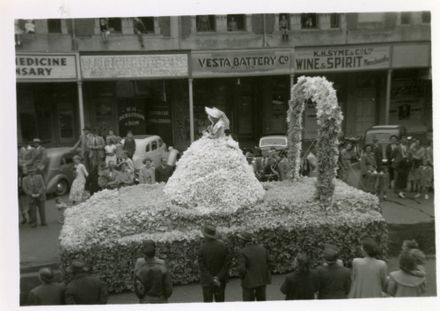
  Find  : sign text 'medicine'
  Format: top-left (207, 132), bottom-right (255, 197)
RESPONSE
top-left (16, 55), bottom-right (77, 80)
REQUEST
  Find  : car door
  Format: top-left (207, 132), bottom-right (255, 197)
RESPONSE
top-left (60, 153), bottom-right (75, 183)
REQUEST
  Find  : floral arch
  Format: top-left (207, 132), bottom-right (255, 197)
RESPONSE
top-left (287, 76), bottom-right (343, 205)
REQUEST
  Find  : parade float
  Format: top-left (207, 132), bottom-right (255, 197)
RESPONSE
top-left (60, 76), bottom-right (388, 293)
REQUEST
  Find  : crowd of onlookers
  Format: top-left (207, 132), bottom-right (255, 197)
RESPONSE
top-left (26, 224), bottom-right (428, 305)
top-left (18, 127), bottom-right (177, 226)
top-left (338, 135), bottom-right (433, 200)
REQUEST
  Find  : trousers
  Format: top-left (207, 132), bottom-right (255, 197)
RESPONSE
top-left (202, 284), bottom-right (225, 302)
top-left (242, 285), bottom-right (266, 301)
top-left (29, 198), bottom-right (46, 225)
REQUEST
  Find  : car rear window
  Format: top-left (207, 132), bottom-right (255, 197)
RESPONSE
top-left (260, 137), bottom-right (287, 147)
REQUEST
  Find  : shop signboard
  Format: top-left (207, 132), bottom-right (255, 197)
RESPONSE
top-left (191, 49), bottom-right (293, 78)
top-left (80, 54), bottom-right (188, 79)
top-left (295, 45), bottom-right (391, 72)
top-left (16, 54), bottom-right (77, 81)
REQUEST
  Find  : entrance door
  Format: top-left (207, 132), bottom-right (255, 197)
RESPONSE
top-left (233, 79), bottom-right (255, 144)
top-left (118, 98), bottom-right (147, 136)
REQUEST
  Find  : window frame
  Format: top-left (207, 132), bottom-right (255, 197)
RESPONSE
top-left (400, 12), bottom-right (411, 25)
top-left (330, 13), bottom-right (340, 29)
top-left (47, 19), bottom-right (62, 33)
top-left (107, 18), bottom-right (122, 33)
top-left (138, 17), bottom-right (155, 34)
top-left (226, 14), bottom-right (246, 32)
top-left (196, 15), bottom-right (216, 32)
top-left (421, 11), bottom-right (431, 24)
top-left (279, 13), bottom-right (290, 30)
top-left (301, 13), bottom-right (318, 29)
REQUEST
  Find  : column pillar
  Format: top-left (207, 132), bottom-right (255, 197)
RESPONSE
top-left (75, 53), bottom-right (85, 130)
top-left (385, 69), bottom-right (392, 124)
top-left (188, 78), bottom-right (195, 142)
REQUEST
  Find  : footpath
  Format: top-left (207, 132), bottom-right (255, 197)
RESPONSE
top-left (19, 193), bottom-right (436, 304)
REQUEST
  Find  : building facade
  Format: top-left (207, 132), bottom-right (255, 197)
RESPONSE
top-left (15, 12), bottom-right (432, 150)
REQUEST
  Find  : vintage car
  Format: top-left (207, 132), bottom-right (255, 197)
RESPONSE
top-left (44, 147), bottom-right (76, 196)
top-left (364, 125), bottom-right (407, 160)
top-left (258, 135), bottom-right (288, 157)
top-left (122, 135), bottom-right (169, 170)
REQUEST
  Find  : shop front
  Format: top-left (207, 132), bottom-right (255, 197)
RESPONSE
top-left (79, 53), bottom-right (190, 150)
top-left (16, 53), bottom-right (79, 146)
top-left (294, 42), bottom-right (431, 139)
top-left (191, 49), bottom-right (294, 147)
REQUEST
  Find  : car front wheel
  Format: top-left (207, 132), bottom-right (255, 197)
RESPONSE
top-left (55, 179), bottom-right (69, 196)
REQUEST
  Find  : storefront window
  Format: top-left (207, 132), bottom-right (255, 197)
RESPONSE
top-left (227, 14), bottom-right (246, 31)
top-left (301, 14), bottom-right (318, 29)
top-left (47, 19), bottom-right (62, 33)
top-left (196, 15), bottom-right (216, 32)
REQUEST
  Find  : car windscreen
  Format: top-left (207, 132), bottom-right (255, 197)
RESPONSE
top-left (365, 130), bottom-right (398, 144)
top-left (259, 137), bottom-right (287, 148)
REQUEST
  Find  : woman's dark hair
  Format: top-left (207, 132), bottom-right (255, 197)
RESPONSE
top-left (295, 253), bottom-right (310, 274)
top-left (361, 238), bottom-right (380, 257)
top-left (402, 239), bottom-right (419, 251)
top-left (399, 251), bottom-right (417, 274)
top-left (363, 144), bottom-right (372, 152)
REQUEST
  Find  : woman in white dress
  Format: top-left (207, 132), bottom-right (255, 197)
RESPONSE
top-left (105, 137), bottom-right (118, 166)
top-left (205, 107), bottom-right (230, 139)
top-left (69, 155), bottom-right (89, 204)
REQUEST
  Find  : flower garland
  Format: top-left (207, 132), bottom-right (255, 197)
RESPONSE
top-left (288, 76), bottom-right (343, 206)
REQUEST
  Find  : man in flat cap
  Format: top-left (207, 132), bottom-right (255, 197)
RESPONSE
top-left (133, 240), bottom-right (173, 303)
top-left (31, 138), bottom-right (48, 177)
top-left (316, 244), bottom-right (351, 299)
top-left (65, 259), bottom-right (108, 304)
top-left (28, 267), bottom-right (65, 305)
top-left (21, 166), bottom-right (47, 227)
top-left (237, 231), bottom-right (272, 301)
top-left (198, 224), bottom-right (230, 302)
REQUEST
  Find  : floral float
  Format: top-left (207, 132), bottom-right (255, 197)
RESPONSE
top-left (60, 85), bottom-right (387, 294)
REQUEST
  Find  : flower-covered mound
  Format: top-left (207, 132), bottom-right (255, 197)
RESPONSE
top-left (163, 135), bottom-right (265, 213)
top-left (60, 178), bottom-right (388, 293)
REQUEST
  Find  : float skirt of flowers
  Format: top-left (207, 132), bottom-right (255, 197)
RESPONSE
top-left (60, 178), bottom-right (388, 293)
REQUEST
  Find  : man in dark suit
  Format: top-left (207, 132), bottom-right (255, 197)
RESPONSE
top-left (316, 245), bottom-right (351, 299)
top-left (65, 259), bottom-right (108, 304)
top-left (237, 232), bottom-right (272, 301)
top-left (21, 167), bottom-right (47, 227)
top-left (28, 267), bottom-right (65, 305)
top-left (198, 224), bottom-right (230, 302)
top-left (133, 240), bottom-right (173, 303)
top-left (155, 158), bottom-right (174, 183)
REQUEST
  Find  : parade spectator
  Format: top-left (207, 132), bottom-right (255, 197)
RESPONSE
top-left (386, 135), bottom-right (400, 189)
top-left (279, 14), bottom-right (289, 41)
top-left (31, 138), bottom-right (48, 177)
top-left (395, 150), bottom-right (412, 199)
top-left (198, 224), bottom-right (230, 303)
top-left (123, 130), bottom-right (136, 159)
top-left (87, 128), bottom-right (106, 171)
top-left (139, 158), bottom-right (155, 184)
top-left (133, 240), bottom-right (173, 303)
top-left (155, 158), bottom-right (173, 183)
top-left (22, 167), bottom-right (47, 227)
top-left (104, 137), bottom-right (118, 167)
top-left (371, 137), bottom-right (383, 168)
top-left (410, 139), bottom-right (426, 197)
top-left (65, 259), bottom-right (108, 305)
top-left (418, 156), bottom-right (433, 200)
top-left (280, 253), bottom-right (318, 300)
top-left (277, 151), bottom-right (289, 181)
top-left (133, 17), bottom-right (146, 48)
top-left (306, 145), bottom-right (318, 177)
top-left (339, 142), bottom-right (358, 186)
top-left (116, 162), bottom-right (135, 187)
top-left (400, 240), bottom-right (427, 276)
top-left (349, 238), bottom-right (387, 298)
top-left (360, 145), bottom-right (380, 194)
top-left (316, 246), bottom-right (351, 299)
top-left (18, 142), bottom-right (34, 174)
top-left (69, 155), bottom-right (89, 205)
top-left (121, 151), bottom-right (135, 173)
top-left (102, 161), bottom-right (121, 189)
top-left (99, 18), bottom-right (110, 42)
top-left (237, 232), bottom-right (271, 301)
top-left (28, 267), bottom-right (65, 305)
top-left (106, 129), bottom-right (120, 145)
top-left (386, 251), bottom-right (426, 297)
top-left (72, 127), bottom-right (92, 170)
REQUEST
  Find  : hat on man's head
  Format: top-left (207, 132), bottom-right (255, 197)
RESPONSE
top-left (237, 231), bottom-right (253, 242)
top-left (323, 245), bottom-right (340, 262)
top-left (32, 138), bottom-right (41, 143)
top-left (39, 267), bottom-right (54, 283)
top-left (202, 224), bottom-right (217, 239)
top-left (67, 259), bottom-right (87, 273)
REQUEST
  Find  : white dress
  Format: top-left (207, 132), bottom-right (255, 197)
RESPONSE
top-left (105, 144), bottom-right (117, 166)
top-left (69, 163), bottom-right (89, 203)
